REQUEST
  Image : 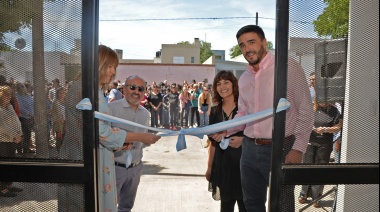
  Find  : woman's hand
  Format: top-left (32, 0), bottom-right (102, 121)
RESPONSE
top-left (209, 131), bottom-right (226, 143)
top-left (229, 136), bottom-right (243, 148)
top-left (140, 133), bottom-right (161, 145)
top-left (121, 143), bottom-right (133, 151)
top-left (205, 166), bottom-right (212, 181)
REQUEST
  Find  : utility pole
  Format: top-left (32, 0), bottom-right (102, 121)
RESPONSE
top-left (256, 12), bottom-right (259, 25)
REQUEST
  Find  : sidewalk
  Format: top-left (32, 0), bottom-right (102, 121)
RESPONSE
top-left (133, 134), bottom-right (335, 212)
top-left (133, 135), bottom-right (225, 212)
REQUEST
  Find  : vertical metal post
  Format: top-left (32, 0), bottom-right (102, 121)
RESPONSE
top-left (256, 12), bottom-right (259, 25)
top-left (82, 0), bottom-right (99, 211)
top-left (268, 0), bottom-right (289, 212)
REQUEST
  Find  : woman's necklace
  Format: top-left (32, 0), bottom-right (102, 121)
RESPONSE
top-left (222, 106), bottom-right (235, 121)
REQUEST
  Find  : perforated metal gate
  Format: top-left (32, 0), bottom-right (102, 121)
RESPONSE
top-left (0, 0), bottom-right (98, 211)
top-left (269, 0), bottom-right (379, 212)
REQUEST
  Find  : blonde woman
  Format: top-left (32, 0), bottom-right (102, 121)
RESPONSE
top-left (198, 86), bottom-right (212, 127)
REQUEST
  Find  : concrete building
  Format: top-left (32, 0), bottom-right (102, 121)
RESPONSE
top-left (115, 63), bottom-right (216, 87)
top-left (159, 38), bottom-right (201, 64)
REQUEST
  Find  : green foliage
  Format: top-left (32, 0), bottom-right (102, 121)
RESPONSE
top-left (0, 0), bottom-right (34, 43)
top-left (229, 45), bottom-right (242, 59)
top-left (200, 40), bottom-right (213, 63)
top-left (313, 0), bottom-right (350, 38)
top-left (266, 41), bottom-right (274, 50)
top-left (177, 41), bottom-right (191, 45)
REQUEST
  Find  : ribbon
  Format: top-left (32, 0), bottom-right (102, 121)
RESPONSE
top-left (76, 98), bottom-right (291, 151)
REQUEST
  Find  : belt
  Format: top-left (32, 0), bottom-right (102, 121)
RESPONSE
top-left (251, 138), bottom-right (272, 146)
top-left (114, 161), bottom-right (141, 169)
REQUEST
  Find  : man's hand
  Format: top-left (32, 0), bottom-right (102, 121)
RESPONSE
top-left (13, 136), bottom-right (23, 144)
top-left (285, 149), bottom-right (303, 164)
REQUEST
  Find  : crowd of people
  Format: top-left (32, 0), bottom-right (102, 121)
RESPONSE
top-left (0, 25), bottom-right (345, 212)
top-left (105, 78), bottom-right (214, 131)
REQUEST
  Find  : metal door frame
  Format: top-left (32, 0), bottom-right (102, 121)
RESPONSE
top-left (0, 1), bottom-right (99, 211)
top-left (269, 1), bottom-right (379, 211)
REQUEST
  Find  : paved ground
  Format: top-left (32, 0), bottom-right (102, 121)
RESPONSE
top-left (0, 133), bottom-right (335, 211)
top-left (133, 135), bottom-right (335, 212)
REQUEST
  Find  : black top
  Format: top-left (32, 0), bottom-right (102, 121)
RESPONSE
top-left (310, 105), bottom-right (341, 143)
top-left (147, 92), bottom-right (162, 107)
top-left (208, 104), bottom-right (244, 201)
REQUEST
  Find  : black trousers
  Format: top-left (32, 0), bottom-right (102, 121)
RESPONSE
top-left (300, 141), bottom-right (333, 200)
top-left (190, 107), bottom-right (200, 126)
top-left (18, 117), bottom-right (33, 153)
top-left (221, 199), bottom-right (247, 212)
top-left (0, 142), bottom-right (16, 190)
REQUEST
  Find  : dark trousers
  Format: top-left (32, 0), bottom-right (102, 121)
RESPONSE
top-left (300, 141), bottom-right (333, 200)
top-left (0, 142), bottom-right (16, 190)
top-left (180, 107), bottom-right (190, 127)
top-left (170, 106), bottom-right (178, 127)
top-left (150, 108), bottom-right (159, 127)
top-left (240, 136), bottom-right (295, 212)
top-left (18, 117), bottom-right (33, 153)
top-left (190, 107), bottom-right (200, 126)
top-left (221, 199), bottom-right (247, 212)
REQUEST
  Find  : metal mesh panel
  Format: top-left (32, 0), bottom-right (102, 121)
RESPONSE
top-left (283, 0), bottom-right (379, 212)
top-left (0, 182), bottom-right (84, 212)
top-left (0, 0), bottom-right (83, 162)
top-left (294, 184), bottom-right (379, 212)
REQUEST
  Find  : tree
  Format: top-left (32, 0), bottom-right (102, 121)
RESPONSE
top-left (229, 41), bottom-right (274, 59)
top-left (313, 0), bottom-right (350, 38)
top-left (229, 45), bottom-right (242, 59)
top-left (177, 40), bottom-right (214, 63)
top-left (200, 40), bottom-right (213, 63)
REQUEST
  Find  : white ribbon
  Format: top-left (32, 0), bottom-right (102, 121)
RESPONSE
top-left (76, 98), bottom-right (291, 151)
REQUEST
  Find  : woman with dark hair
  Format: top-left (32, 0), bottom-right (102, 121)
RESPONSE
top-left (206, 71), bottom-right (247, 212)
top-left (298, 97), bottom-right (342, 208)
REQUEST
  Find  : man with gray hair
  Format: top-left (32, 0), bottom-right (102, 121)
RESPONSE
top-left (108, 75), bottom-right (159, 212)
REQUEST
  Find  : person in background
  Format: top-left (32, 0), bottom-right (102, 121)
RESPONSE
top-left (215, 25), bottom-right (313, 212)
top-left (109, 75), bottom-right (160, 212)
top-left (108, 81), bottom-right (123, 103)
top-left (179, 85), bottom-right (191, 128)
top-left (15, 82), bottom-right (34, 155)
top-left (148, 85), bottom-right (163, 128)
top-left (198, 86), bottom-right (212, 127)
top-left (190, 84), bottom-right (201, 128)
top-left (167, 83), bottom-right (180, 130)
top-left (48, 78), bottom-right (60, 103)
top-left (309, 72), bottom-right (316, 103)
top-left (206, 71), bottom-right (246, 212)
top-left (0, 85), bottom-right (23, 197)
top-left (52, 87), bottom-right (66, 153)
top-left (161, 87), bottom-right (171, 129)
top-left (298, 98), bottom-right (342, 208)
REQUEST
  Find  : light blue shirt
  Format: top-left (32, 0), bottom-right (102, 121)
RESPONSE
top-left (16, 94), bottom-right (34, 119)
top-left (108, 98), bottom-right (150, 164)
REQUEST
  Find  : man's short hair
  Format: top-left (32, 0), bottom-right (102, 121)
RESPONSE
top-left (236, 25), bottom-right (266, 41)
top-left (112, 82), bottom-right (118, 87)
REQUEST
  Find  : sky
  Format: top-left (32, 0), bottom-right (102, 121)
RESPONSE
top-left (98, 0), bottom-right (278, 60)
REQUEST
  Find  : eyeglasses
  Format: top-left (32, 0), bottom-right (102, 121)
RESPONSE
top-left (125, 84), bottom-right (145, 92)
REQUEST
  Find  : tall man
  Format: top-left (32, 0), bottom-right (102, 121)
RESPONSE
top-left (227, 25), bottom-right (313, 211)
top-left (108, 75), bottom-right (156, 212)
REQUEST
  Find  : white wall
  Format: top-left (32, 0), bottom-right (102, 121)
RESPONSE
top-left (337, 0), bottom-right (379, 211)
